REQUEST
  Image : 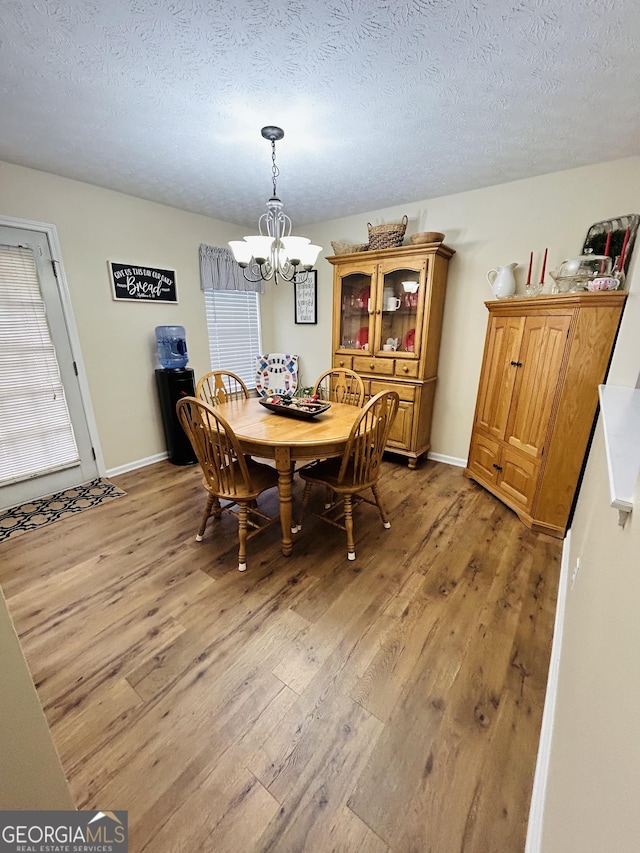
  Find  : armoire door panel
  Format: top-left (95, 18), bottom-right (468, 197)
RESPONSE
top-left (507, 315), bottom-right (571, 458)
top-left (467, 433), bottom-right (500, 484)
top-left (475, 316), bottom-right (524, 438)
top-left (498, 447), bottom-right (539, 509)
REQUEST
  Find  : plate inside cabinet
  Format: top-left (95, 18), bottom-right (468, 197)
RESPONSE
top-left (403, 328), bottom-right (415, 352)
top-left (355, 326), bottom-right (369, 348)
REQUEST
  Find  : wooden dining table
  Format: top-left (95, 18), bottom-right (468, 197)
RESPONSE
top-left (213, 397), bottom-right (362, 556)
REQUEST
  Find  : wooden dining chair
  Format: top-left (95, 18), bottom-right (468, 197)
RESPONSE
top-left (312, 367), bottom-right (367, 507)
top-left (313, 368), bottom-right (366, 408)
top-left (196, 370), bottom-right (250, 407)
top-left (296, 390), bottom-right (400, 561)
top-left (176, 397), bottom-right (279, 572)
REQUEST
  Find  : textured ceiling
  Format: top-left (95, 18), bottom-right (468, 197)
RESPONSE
top-left (1, 0), bottom-right (640, 228)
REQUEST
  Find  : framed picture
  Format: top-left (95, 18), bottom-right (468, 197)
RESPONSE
top-left (109, 261), bottom-right (178, 303)
top-left (582, 214), bottom-right (640, 280)
top-left (294, 270), bottom-right (317, 324)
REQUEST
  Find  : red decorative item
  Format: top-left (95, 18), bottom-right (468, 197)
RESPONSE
top-left (355, 326), bottom-right (369, 348)
top-left (601, 231), bottom-right (612, 273)
top-left (358, 286), bottom-right (370, 308)
top-left (539, 247), bottom-right (548, 284)
top-left (618, 228), bottom-right (630, 271)
top-left (403, 328), bottom-right (416, 352)
top-left (526, 251), bottom-right (533, 286)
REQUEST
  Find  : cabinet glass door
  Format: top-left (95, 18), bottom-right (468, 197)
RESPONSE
top-left (337, 266), bottom-right (375, 353)
top-left (376, 258), bottom-right (426, 356)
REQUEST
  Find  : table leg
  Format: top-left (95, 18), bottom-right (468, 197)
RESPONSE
top-left (274, 446), bottom-right (294, 556)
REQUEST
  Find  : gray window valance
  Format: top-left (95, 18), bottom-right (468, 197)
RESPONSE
top-left (199, 245), bottom-right (264, 294)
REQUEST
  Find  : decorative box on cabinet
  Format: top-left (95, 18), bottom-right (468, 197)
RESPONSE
top-left (464, 292), bottom-right (626, 538)
top-left (328, 243), bottom-right (455, 468)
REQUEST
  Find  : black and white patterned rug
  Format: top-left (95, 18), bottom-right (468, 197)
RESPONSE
top-left (0, 478), bottom-right (126, 542)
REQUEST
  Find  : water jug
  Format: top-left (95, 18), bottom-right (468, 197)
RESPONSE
top-left (155, 325), bottom-right (188, 369)
top-left (487, 263), bottom-right (517, 299)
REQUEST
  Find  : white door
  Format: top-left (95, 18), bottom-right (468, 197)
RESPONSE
top-left (0, 223), bottom-right (100, 510)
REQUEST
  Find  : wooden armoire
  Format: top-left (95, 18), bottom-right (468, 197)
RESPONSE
top-left (464, 291), bottom-right (626, 537)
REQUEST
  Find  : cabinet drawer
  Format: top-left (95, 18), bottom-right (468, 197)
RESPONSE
top-left (353, 355), bottom-right (394, 376)
top-left (333, 355), bottom-right (353, 370)
top-left (395, 359), bottom-right (419, 378)
top-left (370, 379), bottom-right (416, 402)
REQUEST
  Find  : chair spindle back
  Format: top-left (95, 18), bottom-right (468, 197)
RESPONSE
top-left (339, 390), bottom-right (400, 487)
top-left (313, 368), bottom-right (366, 407)
top-left (177, 397), bottom-right (252, 499)
top-left (196, 370), bottom-right (249, 407)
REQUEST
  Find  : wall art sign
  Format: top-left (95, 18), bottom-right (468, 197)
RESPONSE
top-left (109, 261), bottom-right (178, 303)
top-left (294, 270), bottom-right (317, 324)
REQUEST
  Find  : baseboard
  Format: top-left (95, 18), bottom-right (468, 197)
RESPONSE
top-left (107, 449), bottom-right (466, 478)
top-left (426, 451), bottom-right (467, 468)
top-left (106, 452), bottom-right (168, 478)
top-left (525, 528), bottom-right (571, 852)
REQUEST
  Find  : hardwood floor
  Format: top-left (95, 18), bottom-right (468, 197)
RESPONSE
top-left (0, 457), bottom-right (561, 852)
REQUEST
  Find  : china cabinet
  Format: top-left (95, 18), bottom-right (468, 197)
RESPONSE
top-left (327, 243), bottom-right (455, 468)
top-left (464, 291), bottom-right (626, 538)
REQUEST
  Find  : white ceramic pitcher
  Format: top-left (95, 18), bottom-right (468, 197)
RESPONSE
top-left (487, 263), bottom-right (517, 299)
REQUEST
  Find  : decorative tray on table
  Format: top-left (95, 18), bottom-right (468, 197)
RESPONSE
top-left (259, 395), bottom-right (331, 420)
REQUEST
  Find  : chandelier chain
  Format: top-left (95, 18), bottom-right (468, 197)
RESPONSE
top-left (271, 139), bottom-right (279, 198)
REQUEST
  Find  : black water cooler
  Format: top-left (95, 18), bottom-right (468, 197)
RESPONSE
top-left (155, 368), bottom-right (197, 465)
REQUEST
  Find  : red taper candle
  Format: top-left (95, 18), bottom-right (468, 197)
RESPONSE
top-left (604, 231), bottom-right (611, 257)
top-left (539, 247), bottom-right (548, 284)
top-left (618, 228), bottom-right (630, 272)
top-left (526, 251), bottom-right (533, 286)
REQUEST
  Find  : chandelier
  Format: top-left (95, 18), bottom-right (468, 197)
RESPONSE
top-left (229, 126), bottom-right (322, 285)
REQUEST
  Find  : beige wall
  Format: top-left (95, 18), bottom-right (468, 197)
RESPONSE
top-left (2, 156), bottom-right (639, 469)
top-left (539, 259), bottom-right (640, 849)
top-left (0, 160), bottom-right (244, 470)
top-left (0, 588), bottom-right (75, 808)
top-left (267, 156), bottom-right (640, 461)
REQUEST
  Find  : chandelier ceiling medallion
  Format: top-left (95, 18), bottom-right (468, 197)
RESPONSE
top-left (229, 126), bottom-right (322, 285)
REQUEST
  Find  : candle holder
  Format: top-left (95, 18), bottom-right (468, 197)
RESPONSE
top-left (525, 282), bottom-right (544, 297)
top-left (612, 269), bottom-right (625, 289)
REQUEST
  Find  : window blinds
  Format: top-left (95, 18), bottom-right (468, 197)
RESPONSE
top-left (0, 244), bottom-right (79, 485)
top-left (204, 289), bottom-right (262, 389)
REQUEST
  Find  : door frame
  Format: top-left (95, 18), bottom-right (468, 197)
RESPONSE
top-left (0, 214), bottom-right (105, 477)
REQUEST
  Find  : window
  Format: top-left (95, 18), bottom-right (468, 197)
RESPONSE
top-left (204, 289), bottom-right (262, 389)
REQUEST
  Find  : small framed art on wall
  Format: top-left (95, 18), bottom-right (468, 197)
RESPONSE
top-left (294, 270), bottom-right (317, 324)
